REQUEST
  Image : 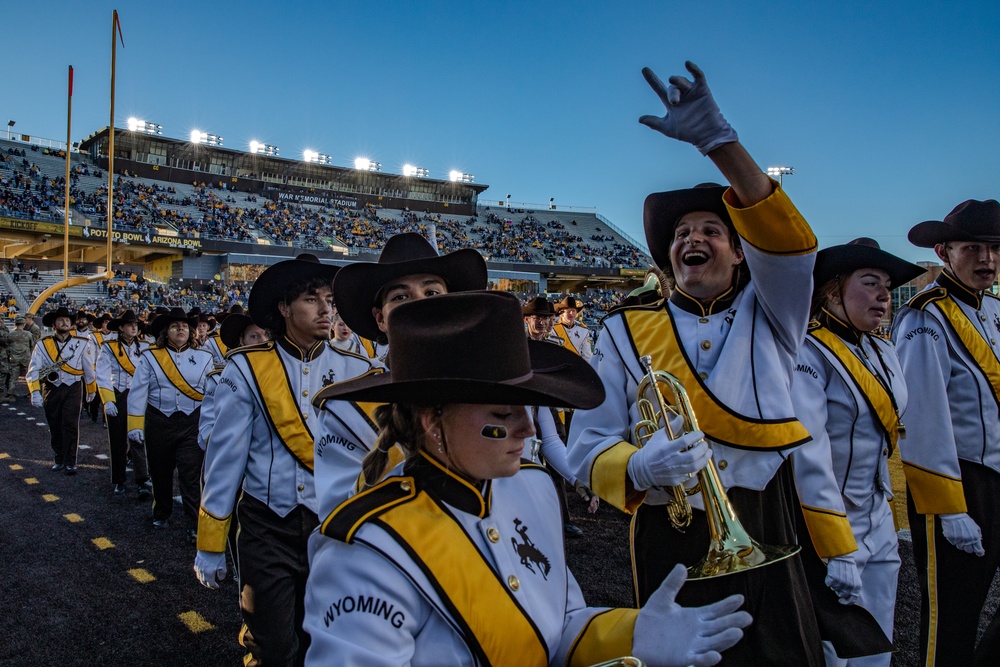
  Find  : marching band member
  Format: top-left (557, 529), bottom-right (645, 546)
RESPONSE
top-left (195, 254), bottom-right (376, 667)
top-left (97, 309), bottom-right (151, 498)
top-left (127, 308), bottom-right (213, 536)
top-left (305, 291), bottom-right (752, 667)
top-left (522, 295), bottom-right (565, 346)
top-left (891, 199), bottom-right (1000, 665)
top-left (792, 239), bottom-right (924, 666)
top-left (312, 232), bottom-right (487, 518)
top-left (567, 60), bottom-right (827, 664)
top-left (552, 295), bottom-right (593, 361)
top-left (330, 310), bottom-right (364, 356)
top-left (26, 306), bottom-right (97, 474)
top-left (203, 304), bottom-right (245, 367)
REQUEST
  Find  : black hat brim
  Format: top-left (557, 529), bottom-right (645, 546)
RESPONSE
top-left (149, 313), bottom-right (199, 339)
top-left (908, 220), bottom-right (1000, 248)
top-left (333, 249), bottom-right (487, 342)
top-left (644, 184), bottom-right (731, 269)
top-left (314, 339), bottom-right (604, 410)
top-left (248, 259), bottom-right (340, 329)
top-left (42, 308), bottom-right (74, 327)
top-left (219, 313), bottom-right (254, 349)
top-left (814, 245), bottom-right (925, 288)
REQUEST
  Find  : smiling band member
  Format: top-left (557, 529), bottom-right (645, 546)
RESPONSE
top-left (304, 291), bottom-right (752, 667)
top-left (791, 239), bottom-right (925, 666)
top-left (195, 254), bottom-right (377, 667)
top-left (567, 60), bottom-right (827, 664)
top-left (891, 200), bottom-right (1000, 665)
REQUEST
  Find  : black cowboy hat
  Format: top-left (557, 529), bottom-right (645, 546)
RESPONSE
top-left (553, 296), bottom-right (585, 313)
top-left (248, 253), bottom-right (340, 330)
top-left (42, 307), bottom-right (75, 328)
top-left (108, 309), bottom-right (141, 333)
top-left (908, 199), bottom-right (1000, 248)
top-left (94, 313), bottom-right (112, 325)
top-left (75, 310), bottom-right (95, 323)
top-left (314, 291), bottom-right (605, 410)
top-left (643, 183), bottom-right (733, 269)
top-left (219, 313), bottom-right (255, 349)
top-left (814, 238), bottom-right (925, 289)
top-left (522, 296), bottom-right (557, 317)
top-left (333, 233), bottom-right (487, 343)
top-left (149, 307), bottom-right (198, 338)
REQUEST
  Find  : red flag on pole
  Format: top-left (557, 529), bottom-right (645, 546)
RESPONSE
top-left (114, 10), bottom-right (124, 47)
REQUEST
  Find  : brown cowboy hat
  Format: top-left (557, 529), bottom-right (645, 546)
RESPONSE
top-left (42, 306), bottom-right (74, 328)
top-left (219, 313), bottom-right (255, 349)
top-left (108, 309), bottom-right (141, 332)
top-left (643, 182), bottom-right (733, 269)
top-left (814, 238), bottom-right (925, 289)
top-left (522, 296), bottom-right (557, 317)
top-left (314, 291), bottom-right (605, 410)
top-left (908, 199), bottom-right (1000, 248)
top-left (333, 232), bottom-right (487, 343)
top-left (149, 307), bottom-right (198, 338)
top-left (248, 253), bottom-right (340, 330)
top-left (553, 296), bottom-right (585, 313)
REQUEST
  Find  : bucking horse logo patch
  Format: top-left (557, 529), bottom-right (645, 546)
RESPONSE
top-left (511, 518), bottom-right (550, 580)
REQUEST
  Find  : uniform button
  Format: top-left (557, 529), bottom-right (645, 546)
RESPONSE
top-left (303, 413), bottom-right (308, 420)
top-left (701, 340), bottom-right (711, 350)
top-left (981, 314), bottom-right (987, 322)
top-left (717, 460), bottom-right (728, 470)
top-left (699, 372), bottom-right (708, 381)
top-left (303, 367), bottom-right (310, 375)
top-left (992, 339), bottom-right (996, 345)
top-left (883, 448), bottom-right (889, 456)
top-left (487, 527), bottom-right (500, 543)
top-left (400, 481), bottom-right (412, 492)
top-left (507, 575), bottom-right (520, 591)
top-left (297, 484), bottom-right (304, 492)
top-left (699, 317), bottom-right (709, 324)
top-left (302, 390), bottom-right (309, 397)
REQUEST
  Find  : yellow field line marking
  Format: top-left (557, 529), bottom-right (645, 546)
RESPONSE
top-left (25, 477), bottom-right (39, 485)
top-left (92, 537), bottom-right (115, 550)
top-left (42, 494), bottom-right (59, 502)
top-left (128, 568), bottom-right (156, 584)
top-left (0, 452), bottom-right (9, 458)
top-left (178, 611), bottom-right (215, 634)
top-left (9, 464), bottom-right (23, 470)
top-left (64, 513), bottom-right (84, 523)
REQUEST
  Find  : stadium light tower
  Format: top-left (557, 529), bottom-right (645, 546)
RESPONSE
top-left (249, 140), bottom-right (279, 156)
top-left (191, 129), bottom-right (223, 147)
top-left (766, 166), bottom-right (795, 187)
top-left (127, 117), bottom-right (163, 135)
top-left (449, 170), bottom-right (474, 184)
top-left (354, 157), bottom-right (382, 172)
top-left (303, 149), bottom-right (331, 164)
top-left (6, 120), bottom-right (14, 141)
top-left (403, 164), bottom-right (429, 178)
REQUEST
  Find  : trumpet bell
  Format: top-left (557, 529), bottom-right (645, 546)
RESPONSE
top-left (588, 658), bottom-right (645, 667)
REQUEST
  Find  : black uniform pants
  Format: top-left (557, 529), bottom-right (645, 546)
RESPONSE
top-left (633, 462), bottom-right (824, 666)
top-left (909, 460), bottom-right (1000, 666)
top-left (107, 389), bottom-right (148, 486)
top-left (237, 494), bottom-right (318, 667)
top-left (145, 407), bottom-right (202, 526)
top-left (42, 381), bottom-right (82, 466)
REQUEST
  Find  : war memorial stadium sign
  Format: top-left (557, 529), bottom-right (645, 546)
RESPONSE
top-left (267, 189), bottom-right (360, 209)
top-left (0, 216), bottom-right (201, 249)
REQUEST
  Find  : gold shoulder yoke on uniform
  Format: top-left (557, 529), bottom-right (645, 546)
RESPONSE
top-left (227, 340), bottom-right (275, 357)
top-left (320, 476), bottom-right (417, 542)
top-left (602, 296), bottom-right (666, 324)
top-left (327, 340), bottom-right (375, 363)
top-left (906, 286), bottom-right (947, 310)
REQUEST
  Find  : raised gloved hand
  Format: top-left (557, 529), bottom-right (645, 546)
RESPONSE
top-left (194, 550), bottom-right (228, 590)
top-left (86, 392), bottom-right (96, 404)
top-left (634, 563), bottom-right (752, 667)
top-left (824, 554), bottom-right (862, 605)
top-left (941, 513), bottom-right (985, 556)
top-left (128, 429), bottom-right (145, 444)
top-left (639, 61), bottom-right (739, 156)
top-left (628, 429), bottom-right (711, 491)
top-left (30, 391), bottom-right (43, 408)
top-left (573, 479), bottom-right (601, 514)
top-left (104, 402), bottom-right (118, 418)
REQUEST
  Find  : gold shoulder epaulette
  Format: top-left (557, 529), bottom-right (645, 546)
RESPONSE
top-left (229, 340), bottom-right (275, 357)
top-left (320, 476), bottom-right (417, 543)
top-left (907, 286), bottom-right (947, 311)
top-left (602, 296), bottom-right (665, 323)
top-left (807, 319), bottom-right (822, 332)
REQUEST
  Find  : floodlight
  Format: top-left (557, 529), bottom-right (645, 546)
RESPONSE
top-left (250, 141), bottom-right (279, 156)
top-left (449, 170), bottom-right (474, 183)
top-left (403, 164), bottom-right (428, 178)
top-left (766, 166), bottom-right (795, 186)
top-left (354, 158), bottom-right (381, 172)
top-left (127, 117), bottom-right (162, 135)
top-left (304, 150), bottom-right (331, 164)
top-left (191, 129), bottom-right (223, 146)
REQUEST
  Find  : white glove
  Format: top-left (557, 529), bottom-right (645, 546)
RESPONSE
top-left (633, 563), bottom-right (752, 667)
top-left (628, 429), bottom-right (711, 491)
top-left (194, 550), bottom-right (228, 590)
top-left (941, 513), bottom-right (985, 556)
top-left (86, 392), bottom-right (96, 403)
top-left (31, 392), bottom-right (43, 408)
top-left (824, 554), bottom-right (862, 605)
top-left (639, 61), bottom-right (739, 156)
top-left (128, 429), bottom-right (145, 444)
top-left (104, 402), bottom-right (118, 417)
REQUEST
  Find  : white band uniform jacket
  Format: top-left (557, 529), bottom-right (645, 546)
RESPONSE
top-left (202, 334), bottom-right (227, 367)
top-left (567, 185), bottom-right (816, 511)
top-left (199, 338), bottom-right (378, 551)
top-left (198, 369), bottom-right (222, 451)
top-left (553, 322), bottom-right (593, 361)
top-left (890, 272), bottom-right (1000, 514)
top-left (305, 453), bottom-right (637, 666)
top-left (126, 344), bottom-right (213, 431)
top-left (96, 337), bottom-right (148, 404)
top-left (313, 395), bottom-right (382, 519)
top-left (26, 334), bottom-right (97, 394)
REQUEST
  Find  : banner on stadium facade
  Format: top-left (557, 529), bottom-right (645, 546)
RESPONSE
top-left (618, 268), bottom-right (646, 277)
top-left (266, 189), bottom-right (360, 209)
top-left (0, 216), bottom-right (200, 249)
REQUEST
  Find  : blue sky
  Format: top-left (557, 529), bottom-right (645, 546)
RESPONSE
top-left (4, 1), bottom-right (998, 264)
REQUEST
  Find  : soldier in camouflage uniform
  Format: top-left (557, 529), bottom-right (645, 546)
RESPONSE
top-left (0, 322), bottom-right (10, 401)
top-left (7, 317), bottom-right (34, 400)
top-left (23, 313), bottom-right (41, 346)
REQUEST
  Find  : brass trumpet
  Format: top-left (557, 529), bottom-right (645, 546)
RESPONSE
top-left (632, 354), bottom-right (800, 579)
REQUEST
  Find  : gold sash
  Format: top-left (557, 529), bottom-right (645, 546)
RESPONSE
top-left (360, 337), bottom-right (377, 360)
top-left (551, 323), bottom-right (579, 355)
top-left (42, 338), bottom-right (83, 376)
top-left (212, 332), bottom-right (229, 357)
top-left (149, 348), bottom-right (204, 401)
top-left (378, 490), bottom-right (549, 665)
top-left (809, 327), bottom-right (899, 449)
top-left (624, 308), bottom-right (810, 450)
top-left (113, 341), bottom-right (137, 376)
top-left (244, 347), bottom-right (315, 472)
top-left (935, 298), bottom-right (1000, 406)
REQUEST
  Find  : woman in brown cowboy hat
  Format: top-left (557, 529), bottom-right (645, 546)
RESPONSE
top-left (791, 238), bottom-right (924, 665)
top-left (304, 291), bottom-right (751, 666)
